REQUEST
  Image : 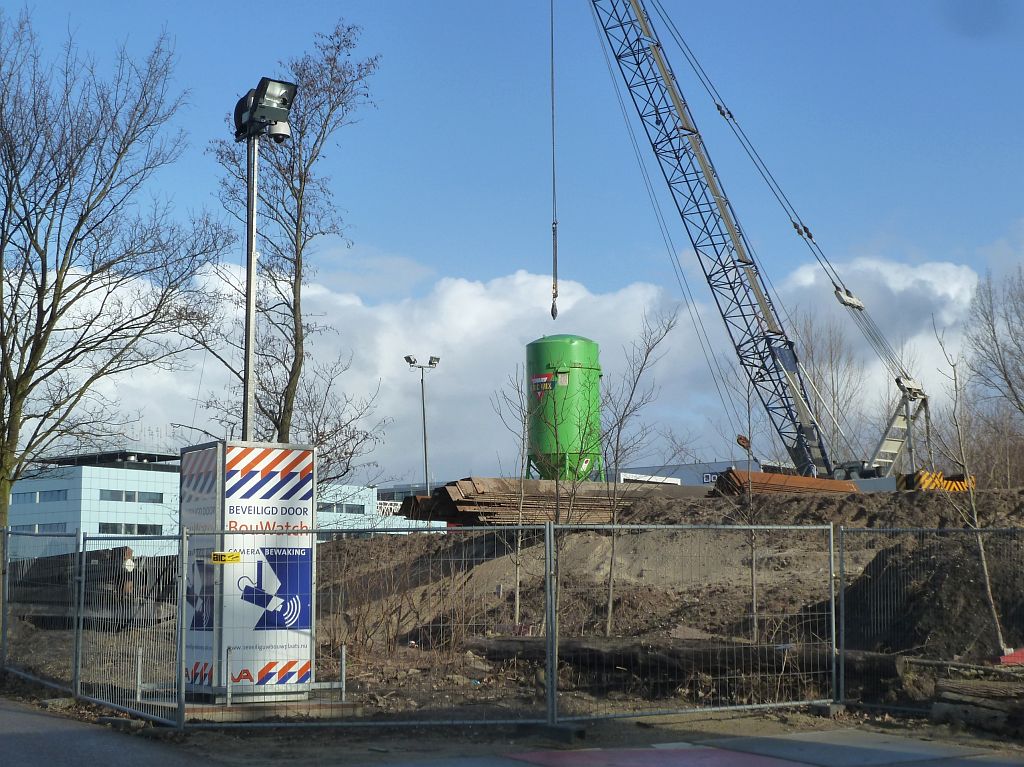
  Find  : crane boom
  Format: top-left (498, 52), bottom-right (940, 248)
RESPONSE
top-left (593, 0), bottom-right (830, 476)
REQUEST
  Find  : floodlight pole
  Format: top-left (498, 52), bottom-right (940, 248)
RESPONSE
top-left (406, 357), bottom-right (439, 495)
top-left (419, 366), bottom-right (430, 496)
top-left (241, 134), bottom-right (259, 441)
top-left (233, 76), bottom-right (295, 441)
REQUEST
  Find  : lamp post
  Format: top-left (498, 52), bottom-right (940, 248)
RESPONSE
top-left (405, 355), bottom-right (440, 495)
top-left (232, 77), bottom-right (297, 440)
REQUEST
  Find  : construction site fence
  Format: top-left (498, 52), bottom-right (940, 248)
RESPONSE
top-left (13, 523), bottom-right (1015, 727)
top-left (836, 526), bottom-right (1024, 714)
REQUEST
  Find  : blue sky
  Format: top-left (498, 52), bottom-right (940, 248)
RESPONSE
top-left (23, 1), bottom-right (1024, 482)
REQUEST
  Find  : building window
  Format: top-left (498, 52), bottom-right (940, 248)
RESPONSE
top-left (98, 523), bottom-right (123, 534)
top-left (99, 489), bottom-right (164, 503)
top-left (343, 503), bottom-right (365, 515)
top-left (11, 492), bottom-right (36, 504)
top-left (123, 523), bottom-right (137, 534)
top-left (38, 489), bottom-right (68, 502)
top-left (37, 522), bottom-right (67, 533)
top-left (137, 524), bottom-right (163, 535)
top-left (11, 524), bottom-right (35, 532)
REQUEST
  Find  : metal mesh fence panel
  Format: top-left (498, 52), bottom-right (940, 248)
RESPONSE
top-left (2, 531), bottom-right (80, 690)
top-left (182, 526), bottom-right (549, 726)
top-left (839, 527), bottom-right (1024, 713)
top-left (76, 534), bottom-right (181, 725)
top-left (552, 524), bottom-right (836, 720)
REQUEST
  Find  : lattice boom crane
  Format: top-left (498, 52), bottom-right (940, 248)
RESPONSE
top-left (592, 0), bottom-right (832, 476)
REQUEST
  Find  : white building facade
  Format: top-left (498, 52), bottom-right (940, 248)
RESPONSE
top-left (8, 450), bottom-right (180, 537)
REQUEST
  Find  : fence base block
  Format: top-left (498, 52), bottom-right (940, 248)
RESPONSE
top-left (515, 723), bottom-right (586, 744)
top-left (809, 702), bottom-right (846, 718)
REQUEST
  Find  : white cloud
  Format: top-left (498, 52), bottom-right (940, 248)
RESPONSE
top-left (111, 254), bottom-right (982, 485)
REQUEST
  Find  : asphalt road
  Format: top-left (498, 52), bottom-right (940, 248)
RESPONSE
top-left (0, 697), bottom-right (204, 767)
top-left (3, 696), bottom-right (1023, 767)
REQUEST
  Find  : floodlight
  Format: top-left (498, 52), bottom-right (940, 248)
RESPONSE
top-left (233, 77), bottom-right (297, 142)
top-left (428, 356), bottom-right (440, 367)
top-left (404, 355), bottom-right (416, 365)
top-left (250, 77), bottom-right (297, 124)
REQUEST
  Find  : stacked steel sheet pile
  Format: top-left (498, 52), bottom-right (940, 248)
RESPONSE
top-left (715, 468), bottom-right (859, 496)
top-left (401, 477), bottom-right (626, 525)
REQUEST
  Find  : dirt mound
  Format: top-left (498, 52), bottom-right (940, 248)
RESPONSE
top-left (622, 488), bottom-right (1024, 529)
top-left (842, 533), bottom-right (1024, 661)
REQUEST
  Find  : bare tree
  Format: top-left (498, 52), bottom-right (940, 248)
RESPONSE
top-left (968, 401), bottom-right (1024, 489)
top-left (711, 355), bottom-right (788, 468)
top-left (0, 14), bottom-right (229, 528)
top-left (933, 323), bottom-right (1008, 654)
top-left (790, 307), bottom-right (870, 463)
top-left (967, 268), bottom-right (1024, 419)
top-left (491, 366), bottom-right (531, 626)
top-left (601, 309), bottom-right (677, 636)
top-left (288, 354), bottom-right (388, 487)
top-left (192, 21), bottom-right (383, 481)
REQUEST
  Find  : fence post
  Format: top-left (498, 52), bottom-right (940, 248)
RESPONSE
top-left (838, 525), bottom-right (846, 704)
top-left (175, 527), bottom-right (188, 730)
top-left (1, 528), bottom-right (9, 669)
top-left (544, 521), bottom-right (558, 725)
top-left (225, 646), bottom-right (233, 708)
top-left (136, 646), bottom-right (144, 703)
top-left (73, 529), bottom-right (86, 698)
top-left (340, 644), bottom-right (347, 703)
top-left (828, 523), bottom-right (838, 704)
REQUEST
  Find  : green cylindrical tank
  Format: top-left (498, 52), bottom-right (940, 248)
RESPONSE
top-left (526, 334), bottom-right (604, 481)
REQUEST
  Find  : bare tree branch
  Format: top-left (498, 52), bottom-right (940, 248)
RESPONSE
top-left (0, 13), bottom-right (230, 527)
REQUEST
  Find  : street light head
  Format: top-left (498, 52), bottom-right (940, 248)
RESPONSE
top-left (251, 77), bottom-right (297, 124)
top-left (428, 356), bottom-right (440, 367)
top-left (233, 77), bottom-right (297, 142)
top-left (404, 355), bottom-right (417, 366)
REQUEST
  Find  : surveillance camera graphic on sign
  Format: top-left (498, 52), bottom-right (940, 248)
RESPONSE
top-left (237, 548), bottom-right (311, 630)
top-left (186, 560), bottom-right (215, 631)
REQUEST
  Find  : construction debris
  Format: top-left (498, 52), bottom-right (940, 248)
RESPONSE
top-left (714, 468), bottom-right (859, 497)
top-left (931, 677), bottom-right (1024, 735)
top-left (400, 476), bottom-right (708, 526)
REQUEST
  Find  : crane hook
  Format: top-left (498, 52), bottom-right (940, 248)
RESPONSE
top-left (551, 218), bottom-right (559, 320)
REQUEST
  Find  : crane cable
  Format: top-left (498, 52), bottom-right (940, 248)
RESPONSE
top-left (648, 0), bottom-right (914, 384)
top-left (645, 0), bottom-right (869, 450)
top-left (549, 0), bottom-right (559, 320)
top-left (589, 2), bottom-right (746, 438)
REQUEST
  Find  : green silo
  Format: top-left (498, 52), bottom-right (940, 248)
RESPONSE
top-left (526, 334), bottom-right (604, 481)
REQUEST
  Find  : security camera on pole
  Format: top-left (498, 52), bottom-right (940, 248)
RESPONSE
top-left (176, 79), bottom-right (333, 712)
top-left (232, 77), bottom-right (298, 440)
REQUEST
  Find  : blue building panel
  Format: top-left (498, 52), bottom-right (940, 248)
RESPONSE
top-left (9, 462), bottom-right (180, 537)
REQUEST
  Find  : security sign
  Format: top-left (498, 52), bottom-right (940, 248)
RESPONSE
top-left (181, 441), bottom-right (317, 699)
top-left (236, 547), bottom-right (311, 630)
top-left (223, 444), bottom-right (315, 694)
